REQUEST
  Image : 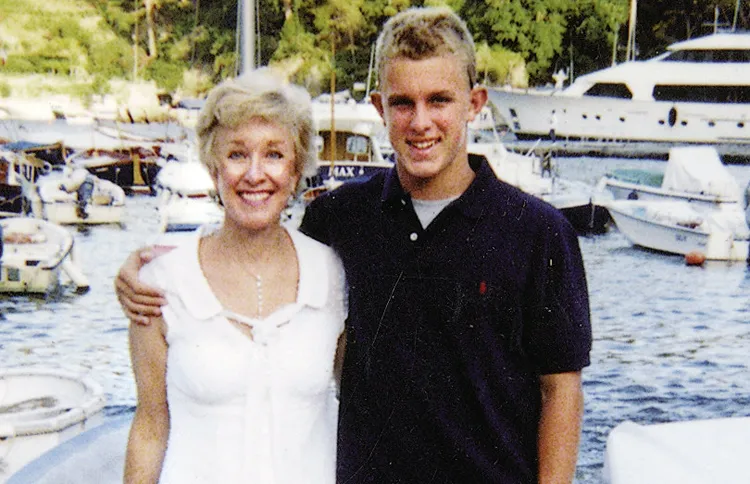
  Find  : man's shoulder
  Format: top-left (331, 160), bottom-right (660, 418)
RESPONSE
top-left (482, 173), bottom-right (557, 211)
top-left (308, 173), bottom-right (386, 211)
top-left (480, 175), bottom-right (573, 231)
top-left (300, 173), bottom-right (388, 244)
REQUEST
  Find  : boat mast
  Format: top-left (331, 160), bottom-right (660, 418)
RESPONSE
top-left (239, 0), bottom-right (255, 74)
top-left (625, 0), bottom-right (637, 61)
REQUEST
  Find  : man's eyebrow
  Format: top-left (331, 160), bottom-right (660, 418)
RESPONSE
top-left (387, 94), bottom-right (413, 105)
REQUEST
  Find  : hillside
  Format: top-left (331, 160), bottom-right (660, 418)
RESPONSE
top-left (0, 0), bottom-right (173, 121)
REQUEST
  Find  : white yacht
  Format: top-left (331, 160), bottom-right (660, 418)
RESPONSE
top-left (488, 31), bottom-right (750, 144)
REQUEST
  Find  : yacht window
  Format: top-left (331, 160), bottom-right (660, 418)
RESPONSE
top-left (583, 83), bottom-right (633, 99)
top-left (346, 135), bottom-right (369, 156)
top-left (653, 85), bottom-right (750, 103)
top-left (663, 49), bottom-right (750, 63)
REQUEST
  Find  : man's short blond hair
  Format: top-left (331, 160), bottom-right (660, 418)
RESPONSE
top-left (375, 7), bottom-right (478, 89)
top-left (196, 68), bottom-right (317, 193)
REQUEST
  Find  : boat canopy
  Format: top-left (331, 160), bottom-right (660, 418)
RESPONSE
top-left (662, 146), bottom-right (741, 200)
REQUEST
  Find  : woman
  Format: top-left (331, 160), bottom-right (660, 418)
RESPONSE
top-left (124, 69), bottom-right (347, 483)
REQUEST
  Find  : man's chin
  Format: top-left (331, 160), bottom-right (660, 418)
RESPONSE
top-left (398, 160), bottom-right (442, 180)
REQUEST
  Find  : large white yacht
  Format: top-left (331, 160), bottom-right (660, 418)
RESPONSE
top-left (488, 31), bottom-right (750, 144)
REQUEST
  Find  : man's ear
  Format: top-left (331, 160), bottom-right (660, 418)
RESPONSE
top-left (371, 92), bottom-right (385, 120)
top-left (467, 86), bottom-right (488, 122)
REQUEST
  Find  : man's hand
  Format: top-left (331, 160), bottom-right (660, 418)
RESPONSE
top-left (115, 245), bottom-right (174, 325)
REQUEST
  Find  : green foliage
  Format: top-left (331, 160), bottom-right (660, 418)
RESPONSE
top-left (144, 58), bottom-right (186, 92)
top-left (4, 55), bottom-right (70, 75)
top-left (0, 81), bottom-right (11, 98)
top-left (3, 0), bottom-right (750, 100)
top-left (476, 42), bottom-right (527, 86)
top-left (87, 39), bottom-right (131, 79)
top-left (560, 0), bottom-right (628, 79)
top-left (273, 15), bottom-right (331, 94)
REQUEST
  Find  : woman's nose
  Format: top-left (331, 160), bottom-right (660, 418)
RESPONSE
top-left (244, 155), bottom-right (265, 181)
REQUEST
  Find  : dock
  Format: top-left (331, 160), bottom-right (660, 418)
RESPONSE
top-left (503, 138), bottom-right (750, 164)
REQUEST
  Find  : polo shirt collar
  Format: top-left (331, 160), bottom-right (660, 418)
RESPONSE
top-left (380, 153), bottom-right (493, 219)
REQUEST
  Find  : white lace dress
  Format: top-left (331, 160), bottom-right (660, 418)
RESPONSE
top-left (139, 227), bottom-right (347, 484)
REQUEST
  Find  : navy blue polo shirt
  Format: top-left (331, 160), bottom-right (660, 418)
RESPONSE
top-left (300, 155), bottom-right (591, 483)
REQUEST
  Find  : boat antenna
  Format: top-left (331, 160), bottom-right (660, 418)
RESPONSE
top-left (625, 0), bottom-right (637, 61)
top-left (365, 44), bottom-right (375, 101)
top-left (732, 0), bottom-right (741, 31)
top-left (237, 0), bottom-right (255, 75)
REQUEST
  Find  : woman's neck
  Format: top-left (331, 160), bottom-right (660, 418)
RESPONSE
top-left (210, 222), bottom-right (288, 264)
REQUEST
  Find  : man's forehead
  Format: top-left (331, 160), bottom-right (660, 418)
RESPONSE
top-left (378, 54), bottom-right (470, 92)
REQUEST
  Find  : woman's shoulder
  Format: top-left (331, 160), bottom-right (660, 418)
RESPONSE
top-left (288, 227), bottom-right (345, 288)
top-left (288, 226), bottom-right (339, 260)
top-left (139, 232), bottom-right (201, 287)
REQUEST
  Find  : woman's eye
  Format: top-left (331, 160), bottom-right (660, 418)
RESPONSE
top-left (228, 151), bottom-right (246, 160)
top-left (266, 150), bottom-right (290, 162)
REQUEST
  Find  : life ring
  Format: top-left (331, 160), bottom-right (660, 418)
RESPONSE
top-left (668, 107), bottom-right (677, 127)
top-left (39, 161), bottom-right (52, 176)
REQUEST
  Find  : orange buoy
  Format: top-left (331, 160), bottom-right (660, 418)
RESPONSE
top-left (685, 251), bottom-right (706, 266)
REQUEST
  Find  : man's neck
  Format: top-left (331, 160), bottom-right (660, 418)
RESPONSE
top-left (399, 158), bottom-right (476, 201)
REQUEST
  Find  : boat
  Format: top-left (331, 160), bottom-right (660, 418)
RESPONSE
top-left (0, 141), bottom-right (71, 169)
top-left (606, 199), bottom-right (750, 261)
top-left (604, 417), bottom-right (750, 483)
top-left (488, 31), bottom-right (750, 146)
top-left (1, 151), bottom-right (35, 217)
top-left (22, 167), bottom-right (125, 225)
top-left (0, 368), bottom-right (106, 482)
top-left (596, 146), bottom-right (743, 207)
top-left (470, 129), bottom-right (610, 233)
top-left (309, 99), bottom-right (393, 187)
top-left (0, 217), bottom-right (89, 294)
top-left (154, 154), bottom-right (223, 233)
top-left (6, 410), bottom-right (130, 484)
top-left (1, 141), bottom-right (76, 217)
top-left (67, 145), bottom-right (164, 195)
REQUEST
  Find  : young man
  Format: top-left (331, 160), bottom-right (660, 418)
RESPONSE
top-left (117, 7), bottom-right (591, 483)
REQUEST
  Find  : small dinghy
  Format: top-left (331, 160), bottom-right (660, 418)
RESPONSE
top-left (0, 217), bottom-right (89, 294)
top-left (25, 167), bottom-right (126, 225)
top-left (604, 417), bottom-right (750, 484)
top-left (155, 158), bottom-right (223, 233)
top-left (606, 199), bottom-right (750, 261)
top-left (0, 368), bottom-right (106, 482)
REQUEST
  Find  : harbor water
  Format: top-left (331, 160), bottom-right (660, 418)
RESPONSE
top-left (1, 121), bottom-right (749, 482)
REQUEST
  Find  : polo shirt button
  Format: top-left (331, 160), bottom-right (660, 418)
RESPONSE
top-left (401, 199), bottom-right (407, 206)
top-left (409, 232), bottom-right (418, 241)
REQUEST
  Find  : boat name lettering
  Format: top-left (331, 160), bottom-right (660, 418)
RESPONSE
top-left (328, 166), bottom-right (358, 178)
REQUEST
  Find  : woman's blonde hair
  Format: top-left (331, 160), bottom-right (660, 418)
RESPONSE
top-left (375, 7), bottom-right (478, 89)
top-left (196, 68), bottom-right (317, 193)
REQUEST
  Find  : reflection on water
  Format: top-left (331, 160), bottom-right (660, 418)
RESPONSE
top-left (0, 149), bottom-right (748, 482)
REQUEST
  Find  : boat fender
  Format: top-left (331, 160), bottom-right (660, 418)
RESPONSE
top-left (62, 258), bottom-right (90, 292)
top-left (668, 107), bottom-right (677, 127)
top-left (685, 251), bottom-right (706, 266)
top-left (76, 176), bottom-right (96, 219)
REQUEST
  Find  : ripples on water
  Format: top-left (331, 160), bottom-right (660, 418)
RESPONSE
top-left (0, 137), bottom-right (748, 482)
